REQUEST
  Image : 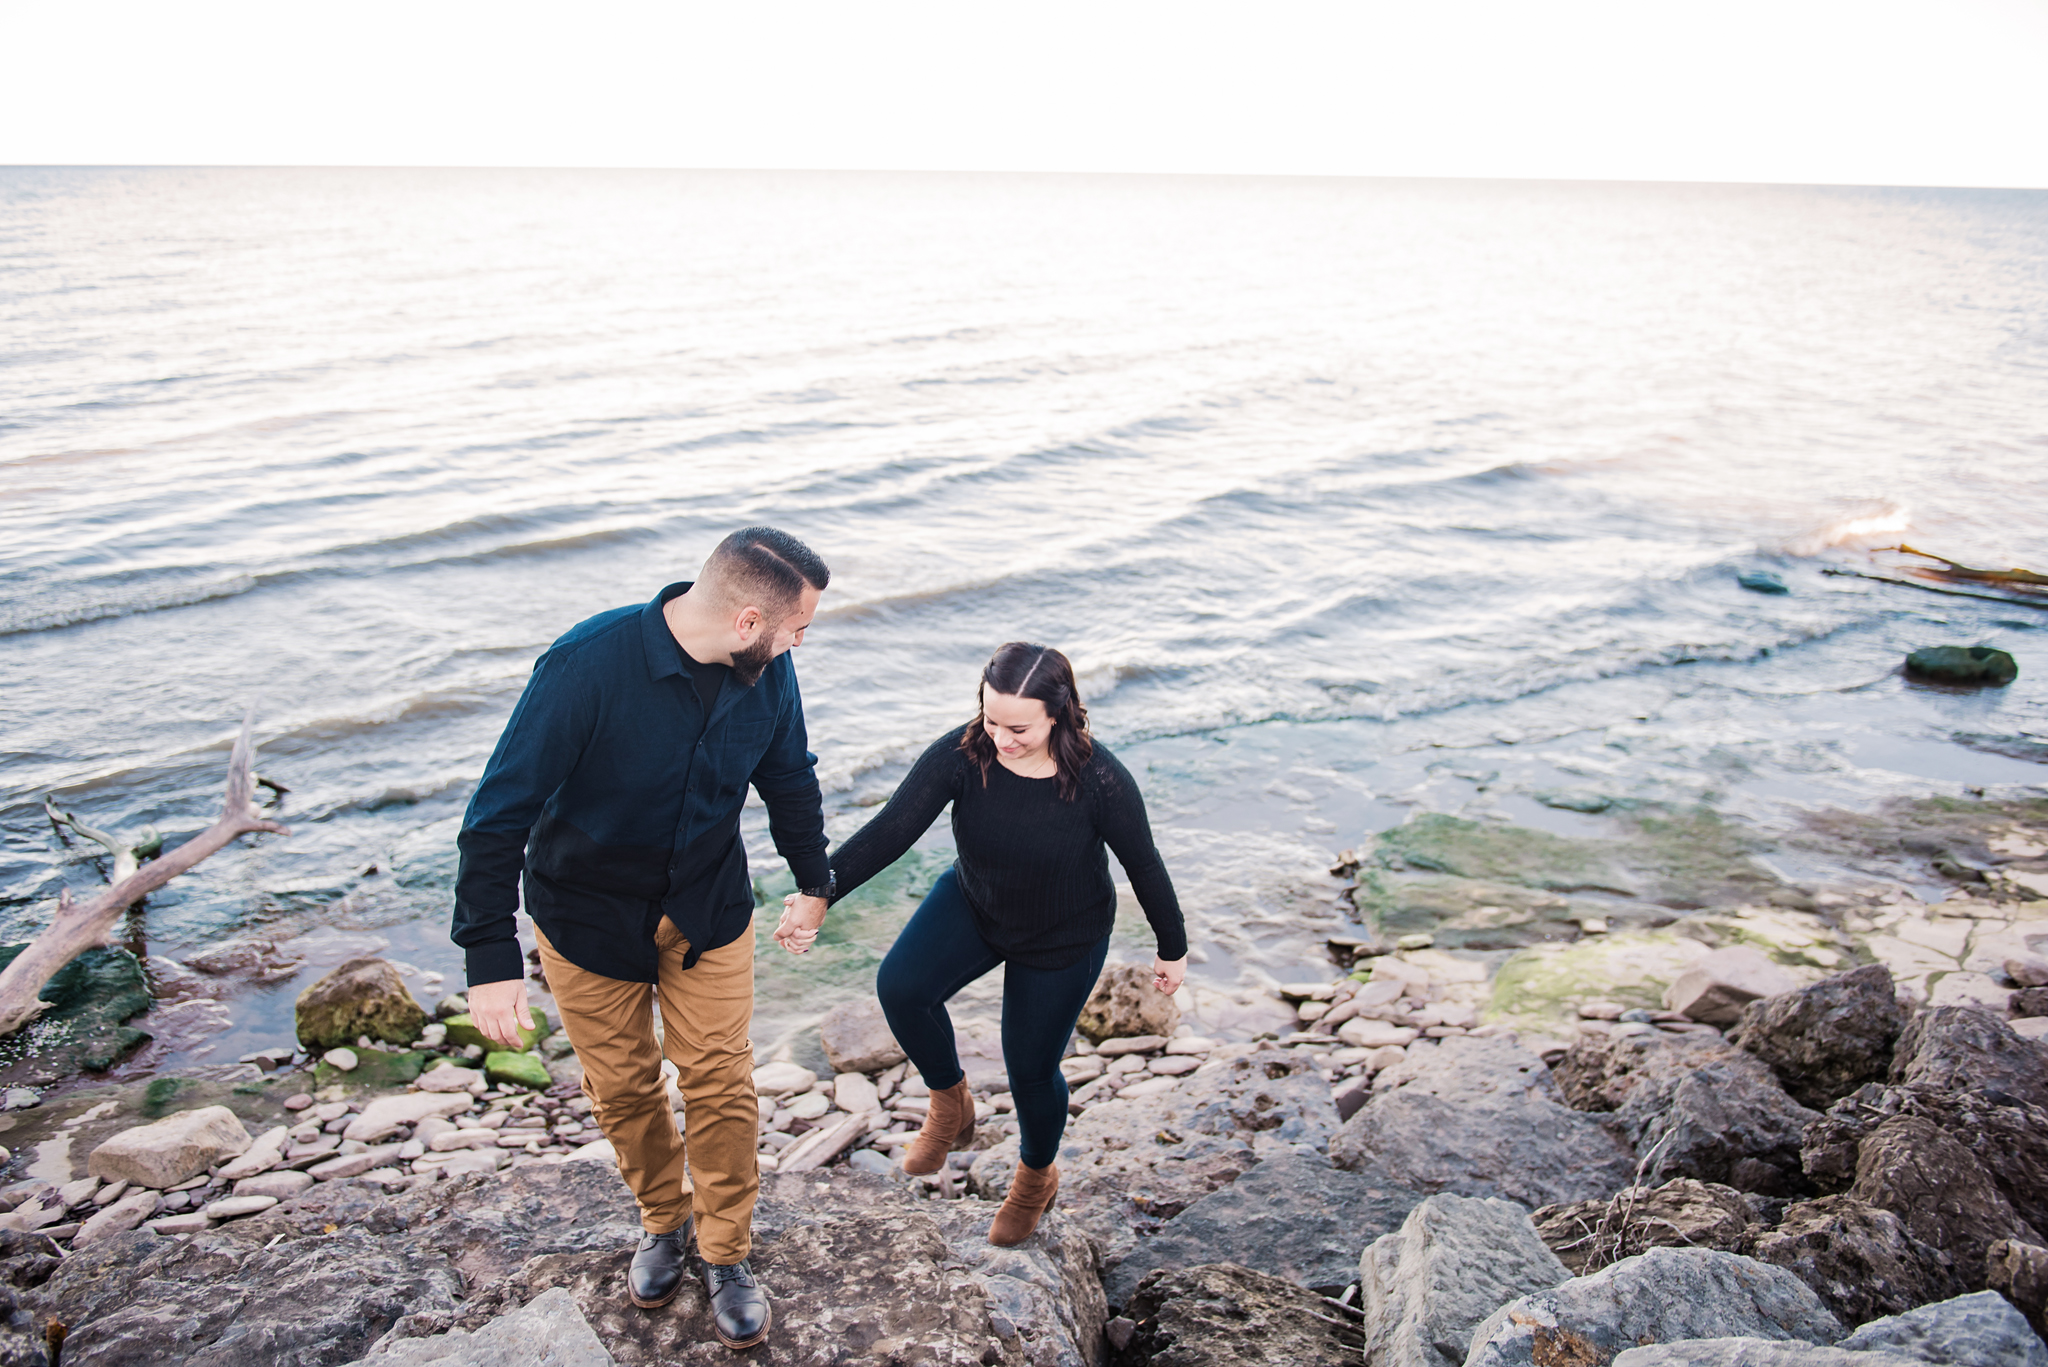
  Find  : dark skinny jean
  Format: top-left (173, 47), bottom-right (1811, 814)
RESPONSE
top-left (875, 868), bottom-right (1111, 1170)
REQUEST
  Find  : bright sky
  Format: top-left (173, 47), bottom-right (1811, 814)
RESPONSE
top-left (5, 1), bottom-right (2046, 187)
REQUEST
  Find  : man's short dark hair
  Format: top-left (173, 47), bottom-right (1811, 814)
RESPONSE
top-left (702, 527), bottom-right (830, 621)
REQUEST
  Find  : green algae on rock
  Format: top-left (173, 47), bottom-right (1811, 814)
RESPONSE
top-left (483, 1050), bottom-right (551, 1090)
top-left (312, 1049), bottom-right (426, 1091)
top-left (0, 944), bottom-right (151, 1076)
top-left (1487, 933), bottom-right (1707, 1026)
top-left (441, 1007), bottom-right (549, 1054)
top-left (293, 957), bottom-right (428, 1050)
top-left (1904, 644), bottom-right (2018, 687)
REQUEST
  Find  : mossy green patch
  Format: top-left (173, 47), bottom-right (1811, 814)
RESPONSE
top-left (312, 1049), bottom-right (427, 1091)
top-left (1612, 808), bottom-right (1777, 909)
top-left (1374, 814), bottom-right (1633, 893)
top-left (442, 1008), bottom-right (548, 1053)
top-left (0, 944), bottom-right (152, 1078)
top-left (484, 1051), bottom-right (551, 1090)
top-left (1487, 932), bottom-right (1705, 1028)
top-left (1350, 872), bottom-right (1588, 949)
top-left (142, 1076), bottom-right (190, 1117)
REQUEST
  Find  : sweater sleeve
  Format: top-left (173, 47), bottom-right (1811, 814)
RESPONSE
top-left (1088, 747), bottom-right (1189, 961)
top-left (826, 729), bottom-right (965, 902)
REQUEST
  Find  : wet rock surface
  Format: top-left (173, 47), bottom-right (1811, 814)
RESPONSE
top-left (1728, 965), bottom-right (1905, 1111)
top-left (1109, 1262), bottom-right (1358, 1367)
top-left (1330, 1037), bottom-right (1638, 1209)
top-left (0, 945), bottom-right (153, 1081)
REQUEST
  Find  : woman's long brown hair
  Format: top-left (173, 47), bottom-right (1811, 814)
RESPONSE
top-left (959, 642), bottom-right (1094, 801)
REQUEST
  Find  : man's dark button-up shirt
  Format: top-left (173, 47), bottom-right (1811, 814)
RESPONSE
top-left (452, 582), bottom-right (830, 985)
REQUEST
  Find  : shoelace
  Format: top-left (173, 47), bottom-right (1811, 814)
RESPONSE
top-left (642, 1229), bottom-right (687, 1252)
top-left (707, 1260), bottom-right (754, 1289)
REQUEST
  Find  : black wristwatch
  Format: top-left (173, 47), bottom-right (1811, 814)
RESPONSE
top-left (798, 871), bottom-right (836, 902)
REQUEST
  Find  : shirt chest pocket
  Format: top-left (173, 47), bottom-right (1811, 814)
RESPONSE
top-left (704, 717), bottom-right (774, 792)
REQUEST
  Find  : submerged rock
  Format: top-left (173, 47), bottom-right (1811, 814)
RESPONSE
top-left (294, 958), bottom-right (427, 1050)
top-left (1113, 1262), bottom-right (1358, 1367)
top-left (1903, 645), bottom-right (2018, 687)
top-left (1104, 1150), bottom-right (1420, 1307)
top-left (1466, 1247), bottom-right (1843, 1367)
top-left (1329, 1036), bottom-right (1637, 1209)
top-left (1749, 1195), bottom-right (1956, 1328)
top-left (1078, 963), bottom-right (1181, 1043)
top-left (1359, 1193), bottom-right (1569, 1367)
top-left (1729, 965), bottom-right (1905, 1111)
top-left (0, 944), bottom-right (153, 1076)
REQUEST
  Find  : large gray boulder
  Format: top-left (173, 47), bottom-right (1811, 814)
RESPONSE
top-left (1116, 1262), bottom-right (1358, 1366)
top-left (1556, 1030), bottom-right (1818, 1195)
top-left (1729, 965), bottom-right (1905, 1111)
top-left (1749, 1196), bottom-right (1957, 1328)
top-left (1888, 1006), bottom-right (2048, 1110)
top-left (1358, 1194), bottom-right (1567, 1367)
top-left (1836, 1290), bottom-right (2048, 1367)
top-left (359, 1287), bottom-right (612, 1366)
top-left (1104, 1150), bottom-right (1420, 1307)
top-left (1532, 1179), bottom-right (1761, 1275)
top-left (1465, 1247), bottom-right (1844, 1367)
top-left (1330, 1037), bottom-right (1637, 1209)
top-left (1611, 1343), bottom-right (1925, 1365)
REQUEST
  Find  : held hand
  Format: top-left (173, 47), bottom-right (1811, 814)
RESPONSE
top-left (774, 893), bottom-right (828, 955)
top-left (467, 977), bottom-right (532, 1051)
top-left (1152, 954), bottom-right (1187, 995)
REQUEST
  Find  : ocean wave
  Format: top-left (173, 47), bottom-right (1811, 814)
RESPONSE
top-left (0, 572), bottom-right (259, 637)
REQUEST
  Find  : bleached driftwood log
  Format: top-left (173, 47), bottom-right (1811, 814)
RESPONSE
top-left (0, 715), bottom-right (289, 1036)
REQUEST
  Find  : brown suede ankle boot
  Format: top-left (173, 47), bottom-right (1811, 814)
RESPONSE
top-left (901, 1079), bottom-right (976, 1176)
top-left (988, 1161), bottom-right (1059, 1246)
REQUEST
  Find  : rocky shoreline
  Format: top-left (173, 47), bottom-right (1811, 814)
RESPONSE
top-left (0, 793), bottom-right (2043, 1365)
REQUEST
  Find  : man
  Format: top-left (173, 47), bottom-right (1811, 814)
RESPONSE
top-left (452, 526), bottom-right (835, 1352)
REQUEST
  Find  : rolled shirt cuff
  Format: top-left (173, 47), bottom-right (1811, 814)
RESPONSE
top-left (464, 938), bottom-right (527, 989)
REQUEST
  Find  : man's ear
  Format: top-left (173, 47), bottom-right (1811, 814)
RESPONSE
top-left (734, 606), bottom-right (762, 640)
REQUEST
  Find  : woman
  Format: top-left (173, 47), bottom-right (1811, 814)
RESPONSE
top-left (774, 642), bottom-right (1187, 1245)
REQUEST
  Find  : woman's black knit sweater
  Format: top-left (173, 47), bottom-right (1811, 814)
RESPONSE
top-left (828, 725), bottom-right (1188, 970)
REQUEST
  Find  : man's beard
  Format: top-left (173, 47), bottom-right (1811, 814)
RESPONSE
top-left (729, 634), bottom-right (775, 687)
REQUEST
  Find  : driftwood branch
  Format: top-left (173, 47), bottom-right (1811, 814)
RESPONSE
top-left (0, 715), bottom-right (288, 1037)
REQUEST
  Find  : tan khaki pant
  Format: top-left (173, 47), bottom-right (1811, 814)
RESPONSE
top-left (536, 918), bottom-right (759, 1263)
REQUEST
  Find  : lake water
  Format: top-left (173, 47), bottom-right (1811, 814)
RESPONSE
top-left (2, 168), bottom-right (2044, 1068)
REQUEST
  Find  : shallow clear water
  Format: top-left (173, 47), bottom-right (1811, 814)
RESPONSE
top-left (2, 169), bottom-right (2044, 1065)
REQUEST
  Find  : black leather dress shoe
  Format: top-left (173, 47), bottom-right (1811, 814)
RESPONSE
top-left (703, 1258), bottom-right (771, 1349)
top-left (628, 1221), bottom-right (692, 1309)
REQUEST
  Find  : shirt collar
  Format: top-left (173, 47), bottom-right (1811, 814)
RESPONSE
top-left (642, 582), bottom-right (693, 682)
